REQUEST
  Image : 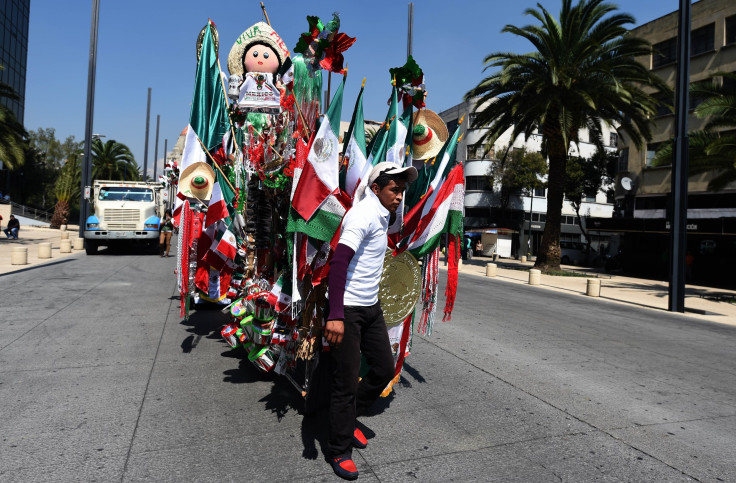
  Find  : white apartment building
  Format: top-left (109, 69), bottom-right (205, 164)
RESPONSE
top-left (439, 99), bottom-right (617, 257)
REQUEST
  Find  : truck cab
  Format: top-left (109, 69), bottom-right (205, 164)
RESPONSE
top-left (84, 181), bottom-right (163, 254)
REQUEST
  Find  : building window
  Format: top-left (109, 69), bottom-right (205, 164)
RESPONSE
top-left (609, 132), bottom-right (618, 147)
top-left (468, 112), bottom-right (477, 128)
top-left (689, 83), bottom-right (706, 110)
top-left (534, 187), bottom-right (545, 197)
top-left (466, 145), bottom-right (479, 160)
top-left (691, 23), bottom-right (714, 56)
top-left (652, 37), bottom-right (676, 68)
top-left (466, 144), bottom-right (490, 160)
top-left (618, 148), bottom-right (629, 172)
top-left (654, 93), bottom-right (674, 117)
top-left (646, 142), bottom-right (664, 167)
top-left (723, 72), bottom-right (736, 92)
top-left (584, 194), bottom-right (597, 202)
top-left (727, 15), bottom-right (736, 45)
top-left (465, 176), bottom-right (490, 191)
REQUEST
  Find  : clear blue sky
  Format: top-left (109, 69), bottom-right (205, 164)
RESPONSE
top-left (25, 0), bottom-right (674, 175)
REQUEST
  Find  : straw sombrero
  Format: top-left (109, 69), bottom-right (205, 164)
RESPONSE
top-left (179, 162), bottom-right (216, 202)
top-left (412, 109), bottom-right (449, 161)
top-left (227, 22), bottom-right (289, 77)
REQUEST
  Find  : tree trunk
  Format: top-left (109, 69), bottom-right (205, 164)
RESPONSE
top-left (50, 199), bottom-right (70, 228)
top-left (534, 135), bottom-right (567, 272)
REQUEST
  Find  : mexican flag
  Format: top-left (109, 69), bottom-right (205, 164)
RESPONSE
top-left (291, 77), bottom-right (345, 221)
top-left (404, 164), bottom-right (465, 258)
top-left (341, 82), bottom-right (368, 198)
top-left (385, 88), bottom-right (413, 166)
top-left (205, 170), bottom-right (236, 228)
top-left (394, 122), bottom-right (464, 257)
top-left (267, 273), bottom-right (292, 314)
top-left (189, 20), bottom-right (230, 153)
top-left (214, 226), bottom-right (238, 260)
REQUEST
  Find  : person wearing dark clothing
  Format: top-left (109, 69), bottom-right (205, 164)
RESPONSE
top-left (325, 162), bottom-right (418, 480)
top-left (159, 210), bottom-right (174, 257)
top-left (4, 215), bottom-right (19, 239)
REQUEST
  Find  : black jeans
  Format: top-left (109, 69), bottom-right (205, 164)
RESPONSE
top-left (328, 302), bottom-right (394, 459)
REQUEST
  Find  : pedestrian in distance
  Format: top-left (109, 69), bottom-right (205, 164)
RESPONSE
top-left (325, 162), bottom-right (418, 480)
top-left (4, 215), bottom-right (19, 240)
top-left (159, 210), bottom-right (174, 257)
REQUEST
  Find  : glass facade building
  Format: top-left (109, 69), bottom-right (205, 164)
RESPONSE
top-left (0, 0), bottom-right (30, 125)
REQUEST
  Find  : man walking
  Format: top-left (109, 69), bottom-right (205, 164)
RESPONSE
top-left (325, 162), bottom-right (417, 480)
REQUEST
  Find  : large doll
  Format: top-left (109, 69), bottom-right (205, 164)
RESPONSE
top-left (227, 21), bottom-right (292, 114)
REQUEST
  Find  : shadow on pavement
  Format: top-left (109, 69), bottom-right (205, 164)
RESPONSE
top-left (0, 258), bottom-right (76, 277)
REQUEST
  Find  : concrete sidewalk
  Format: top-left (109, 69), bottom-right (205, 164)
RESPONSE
top-left (0, 225), bottom-right (84, 274)
top-left (454, 255), bottom-right (736, 327)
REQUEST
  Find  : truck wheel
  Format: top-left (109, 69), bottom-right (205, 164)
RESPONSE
top-left (85, 240), bottom-right (98, 255)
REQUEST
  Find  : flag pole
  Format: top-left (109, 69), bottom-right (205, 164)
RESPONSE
top-left (260, 2), bottom-right (271, 26)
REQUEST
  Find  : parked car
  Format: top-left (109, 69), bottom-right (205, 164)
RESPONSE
top-left (560, 241), bottom-right (598, 266)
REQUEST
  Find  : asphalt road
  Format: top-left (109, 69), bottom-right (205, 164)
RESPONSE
top-left (1, 251), bottom-right (735, 482)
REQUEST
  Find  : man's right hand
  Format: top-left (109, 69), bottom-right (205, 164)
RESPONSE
top-left (325, 319), bottom-right (344, 346)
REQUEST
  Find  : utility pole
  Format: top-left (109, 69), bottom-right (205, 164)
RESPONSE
top-left (153, 114), bottom-right (160, 183)
top-left (407, 3), bottom-right (413, 59)
top-left (669, 0), bottom-right (690, 312)
top-left (157, 138), bottom-right (167, 183)
top-left (143, 87), bottom-right (151, 181)
top-left (79, 0), bottom-right (100, 238)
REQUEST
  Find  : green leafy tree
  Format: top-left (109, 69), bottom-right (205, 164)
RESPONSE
top-left (51, 152), bottom-right (82, 227)
top-left (488, 146), bottom-right (547, 210)
top-left (564, 149), bottom-right (617, 250)
top-left (91, 138), bottom-right (138, 181)
top-left (653, 73), bottom-right (736, 191)
top-left (0, 67), bottom-right (26, 170)
top-left (23, 128), bottom-right (83, 209)
top-left (465, 0), bottom-right (670, 271)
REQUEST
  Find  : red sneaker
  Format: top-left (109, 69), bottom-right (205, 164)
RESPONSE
top-left (330, 457), bottom-right (359, 480)
top-left (352, 427), bottom-right (368, 449)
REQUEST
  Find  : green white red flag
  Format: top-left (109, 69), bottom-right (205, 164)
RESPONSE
top-left (205, 170), bottom-right (236, 228)
top-left (341, 82), bottom-right (368, 198)
top-left (291, 77), bottom-right (345, 221)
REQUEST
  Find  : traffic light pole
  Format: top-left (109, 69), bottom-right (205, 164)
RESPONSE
top-left (79, 0), bottom-right (100, 238)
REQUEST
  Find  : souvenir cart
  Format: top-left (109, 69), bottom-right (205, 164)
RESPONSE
top-left (174, 7), bottom-right (465, 397)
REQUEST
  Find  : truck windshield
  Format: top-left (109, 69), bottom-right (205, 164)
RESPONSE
top-left (98, 187), bottom-right (153, 202)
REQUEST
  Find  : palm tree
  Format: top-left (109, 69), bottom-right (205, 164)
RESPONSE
top-left (0, 69), bottom-right (26, 170)
top-left (91, 138), bottom-right (138, 181)
top-left (653, 73), bottom-right (736, 191)
top-left (465, 0), bottom-right (670, 270)
top-left (51, 152), bottom-right (82, 227)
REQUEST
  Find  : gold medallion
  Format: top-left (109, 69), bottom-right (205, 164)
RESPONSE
top-left (378, 250), bottom-right (421, 326)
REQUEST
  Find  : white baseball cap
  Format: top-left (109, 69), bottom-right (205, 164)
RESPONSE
top-left (367, 162), bottom-right (418, 186)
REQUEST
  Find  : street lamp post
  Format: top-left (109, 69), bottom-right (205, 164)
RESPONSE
top-left (669, 0), bottom-right (691, 312)
top-left (79, 0), bottom-right (100, 238)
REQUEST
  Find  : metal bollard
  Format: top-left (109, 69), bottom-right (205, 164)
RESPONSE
top-left (485, 262), bottom-right (497, 277)
top-left (528, 268), bottom-right (541, 285)
top-left (11, 246), bottom-right (28, 265)
top-left (72, 238), bottom-right (84, 250)
top-left (60, 231), bottom-right (70, 240)
top-left (38, 242), bottom-right (52, 259)
top-left (520, 255), bottom-right (527, 263)
top-left (586, 278), bottom-right (601, 297)
top-left (60, 239), bottom-right (72, 253)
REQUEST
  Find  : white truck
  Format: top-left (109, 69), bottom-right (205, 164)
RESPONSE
top-left (84, 180), bottom-right (167, 255)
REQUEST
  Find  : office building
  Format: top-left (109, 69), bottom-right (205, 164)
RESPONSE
top-left (0, 0), bottom-right (31, 125)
